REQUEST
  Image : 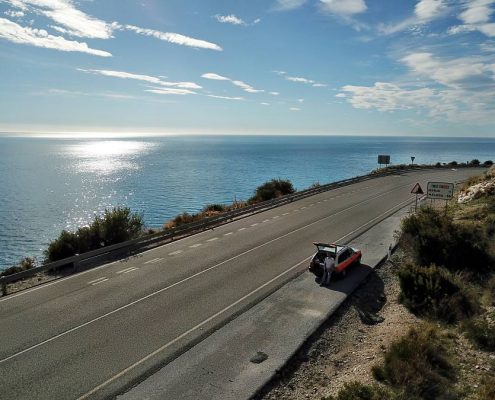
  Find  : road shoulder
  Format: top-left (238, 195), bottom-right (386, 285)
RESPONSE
top-left (118, 204), bottom-right (409, 400)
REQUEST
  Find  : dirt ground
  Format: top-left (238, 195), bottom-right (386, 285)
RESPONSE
top-left (254, 250), bottom-right (495, 400)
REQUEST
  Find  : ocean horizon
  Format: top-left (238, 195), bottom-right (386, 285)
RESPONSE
top-left (1, 134), bottom-right (494, 270)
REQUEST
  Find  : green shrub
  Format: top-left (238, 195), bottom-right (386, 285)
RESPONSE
top-left (398, 264), bottom-right (479, 323)
top-left (462, 317), bottom-right (495, 351)
top-left (470, 159), bottom-right (481, 166)
top-left (448, 161), bottom-right (458, 166)
top-left (0, 257), bottom-right (36, 277)
top-left (372, 324), bottom-right (455, 399)
top-left (400, 207), bottom-right (493, 275)
top-left (202, 203), bottom-right (226, 213)
top-left (476, 376), bottom-right (495, 400)
top-left (45, 207), bottom-right (143, 262)
top-left (325, 381), bottom-right (394, 400)
top-left (484, 160), bottom-right (494, 167)
top-left (248, 179), bottom-right (295, 204)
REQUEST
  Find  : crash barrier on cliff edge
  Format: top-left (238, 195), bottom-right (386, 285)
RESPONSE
top-left (0, 166), bottom-right (436, 290)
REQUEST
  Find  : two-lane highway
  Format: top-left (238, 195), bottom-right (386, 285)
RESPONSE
top-left (0, 168), bottom-right (484, 399)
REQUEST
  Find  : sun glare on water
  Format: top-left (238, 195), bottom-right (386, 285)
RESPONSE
top-left (66, 140), bottom-right (154, 175)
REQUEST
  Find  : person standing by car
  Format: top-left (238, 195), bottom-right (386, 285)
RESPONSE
top-left (321, 254), bottom-right (335, 286)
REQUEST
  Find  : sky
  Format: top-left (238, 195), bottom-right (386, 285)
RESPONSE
top-left (0, 0), bottom-right (495, 137)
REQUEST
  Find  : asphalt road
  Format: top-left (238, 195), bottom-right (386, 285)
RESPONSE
top-left (0, 168), bottom-right (484, 400)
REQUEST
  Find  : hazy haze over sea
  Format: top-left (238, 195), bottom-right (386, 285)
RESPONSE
top-left (0, 134), bottom-right (494, 270)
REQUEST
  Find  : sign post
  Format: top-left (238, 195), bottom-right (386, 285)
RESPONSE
top-left (378, 155), bottom-right (391, 169)
top-left (411, 182), bottom-right (424, 212)
top-left (411, 156), bottom-right (415, 165)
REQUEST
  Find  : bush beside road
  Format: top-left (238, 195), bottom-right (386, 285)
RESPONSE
top-left (257, 167), bottom-right (495, 400)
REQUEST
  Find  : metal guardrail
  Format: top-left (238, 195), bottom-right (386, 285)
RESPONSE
top-left (0, 165), bottom-right (450, 289)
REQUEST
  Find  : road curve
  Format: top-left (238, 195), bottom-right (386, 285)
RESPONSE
top-left (0, 168), bottom-right (484, 399)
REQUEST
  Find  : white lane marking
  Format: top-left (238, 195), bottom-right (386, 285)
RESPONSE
top-left (122, 268), bottom-right (139, 275)
top-left (0, 192), bottom-right (415, 366)
top-left (76, 257), bottom-right (310, 400)
top-left (91, 279), bottom-right (108, 286)
top-left (263, 219), bottom-right (270, 222)
top-left (273, 216), bottom-right (280, 219)
top-left (224, 232), bottom-right (233, 236)
top-left (206, 237), bottom-right (218, 242)
top-left (189, 243), bottom-right (202, 248)
top-left (168, 250), bottom-right (183, 256)
top-left (282, 212), bottom-right (289, 216)
top-left (301, 206), bottom-right (307, 209)
top-left (251, 223), bottom-right (259, 227)
top-left (88, 277), bottom-right (107, 285)
top-left (144, 258), bottom-right (163, 265)
top-left (117, 267), bottom-right (137, 275)
top-left (308, 204), bottom-right (314, 207)
top-left (238, 227), bottom-right (246, 231)
top-left (317, 202), bottom-right (322, 204)
top-left (0, 172), bottom-right (448, 303)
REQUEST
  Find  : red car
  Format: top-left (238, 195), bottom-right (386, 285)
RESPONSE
top-left (308, 242), bottom-right (362, 278)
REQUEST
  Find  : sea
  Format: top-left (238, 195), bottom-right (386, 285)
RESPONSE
top-left (0, 134), bottom-right (494, 271)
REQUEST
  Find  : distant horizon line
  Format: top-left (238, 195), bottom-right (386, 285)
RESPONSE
top-left (1, 130), bottom-right (494, 140)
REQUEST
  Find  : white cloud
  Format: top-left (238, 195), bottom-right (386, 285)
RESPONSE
top-left (269, 91), bottom-right (280, 96)
top-left (0, 17), bottom-right (111, 56)
top-left (78, 68), bottom-right (202, 89)
top-left (450, 0), bottom-right (495, 38)
top-left (286, 76), bottom-right (315, 84)
top-left (312, 83), bottom-right (328, 87)
top-left (202, 73), bottom-right (230, 81)
top-left (261, 102), bottom-right (270, 105)
top-left (215, 14), bottom-right (246, 26)
top-left (415, 0), bottom-right (446, 21)
top-left (338, 81), bottom-right (495, 124)
top-left (6, 0), bottom-right (114, 39)
top-left (400, 52), bottom-right (493, 87)
top-left (207, 94), bottom-right (244, 100)
top-left (274, 0), bottom-right (308, 11)
top-left (202, 72), bottom-right (264, 93)
top-left (379, 0), bottom-right (446, 35)
top-left (459, 0), bottom-right (494, 24)
top-left (319, 0), bottom-right (367, 16)
top-left (4, 9), bottom-right (25, 18)
top-left (232, 80), bottom-right (264, 93)
top-left (289, 107), bottom-right (301, 111)
top-left (146, 88), bottom-right (197, 96)
top-left (124, 25), bottom-right (222, 51)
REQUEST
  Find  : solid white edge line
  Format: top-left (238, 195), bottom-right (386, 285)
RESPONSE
top-left (0, 169), bottom-right (469, 304)
top-left (77, 195), bottom-right (414, 400)
top-left (0, 186), bottom-right (412, 366)
top-left (76, 257), bottom-right (311, 400)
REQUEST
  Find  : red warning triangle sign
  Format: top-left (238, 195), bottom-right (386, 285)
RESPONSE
top-left (411, 183), bottom-right (424, 194)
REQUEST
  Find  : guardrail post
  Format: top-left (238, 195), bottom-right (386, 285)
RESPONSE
top-left (72, 258), bottom-right (80, 273)
top-left (1, 282), bottom-right (7, 297)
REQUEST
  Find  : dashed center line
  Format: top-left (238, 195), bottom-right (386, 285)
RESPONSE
top-left (251, 223), bottom-right (259, 227)
top-left (301, 206), bottom-right (307, 210)
top-left (207, 237), bottom-right (219, 242)
top-left (144, 258), bottom-right (163, 265)
top-left (224, 232), bottom-right (233, 236)
top-left (120, 267), bottom-right (139, 275)
top-left (238, 227), bottom-right (246, 231)
top-left (90, 278), bottom-right (108, 286)
top-left (282, 212), bottom-right (289, 216)
top-left (88, 277), bottom-right (107, 285)
top-left (263, 219), bottom-right (270, 222)
top-left (189, 243), bottom-right (202, 248)
top-left (168, 250), bottom-right (183, 256)
top-left (273, 215), bottom-right (280, 219)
